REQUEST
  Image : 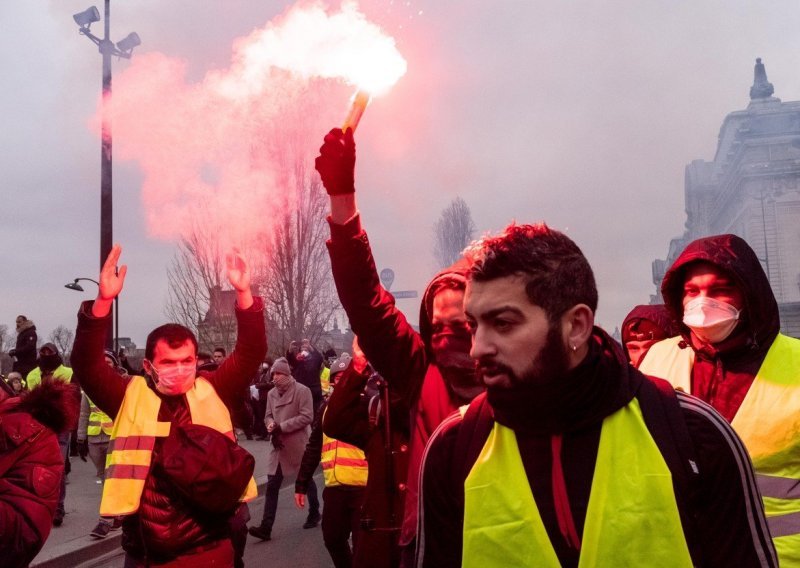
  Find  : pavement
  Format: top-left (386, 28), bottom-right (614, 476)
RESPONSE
top-left (31, 437), bottom-right (331, 568)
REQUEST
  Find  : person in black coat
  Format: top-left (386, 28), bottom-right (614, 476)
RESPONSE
top-left (10, 315), bottom-right (38, 377)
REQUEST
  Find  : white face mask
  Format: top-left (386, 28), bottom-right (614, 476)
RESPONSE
top-left (150, 363), bottom-right (196, 396)
top-left (683, 297), bottom-right (741, 345)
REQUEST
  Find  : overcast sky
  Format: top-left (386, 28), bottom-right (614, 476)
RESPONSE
top-left (3, 1), bottom-right (800, 348)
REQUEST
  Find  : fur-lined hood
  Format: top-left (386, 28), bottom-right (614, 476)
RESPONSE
top-left (1, 381), bottom-right (79, 434)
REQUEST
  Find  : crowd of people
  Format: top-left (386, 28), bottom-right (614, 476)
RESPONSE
top-left (0, 125), bottom-right (796, 568)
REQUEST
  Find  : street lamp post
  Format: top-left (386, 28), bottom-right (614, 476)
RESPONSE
top-left (73, 3), bottom-right (139, 351)
top-left (65, 278), bottom-right (119, 353)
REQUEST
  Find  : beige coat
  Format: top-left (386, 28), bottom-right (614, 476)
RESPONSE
top-left (265, 379), bottom-right (313, 476)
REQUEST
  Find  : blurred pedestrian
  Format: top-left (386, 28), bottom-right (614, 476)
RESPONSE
top-left (249, 357), bottom-right (319, 541)
top-left (6, 371), bottom-right (26, 395)
top-left (620, 304), bottom-right (679, 368)
top-left (10, 315), bottom-right (38, 377)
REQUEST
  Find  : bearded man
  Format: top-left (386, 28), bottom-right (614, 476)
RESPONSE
top-left (417, 223), bottom-right (776, 568)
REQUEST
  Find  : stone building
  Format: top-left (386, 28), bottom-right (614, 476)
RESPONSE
top-left (652, 58), bottom-right (800, 337)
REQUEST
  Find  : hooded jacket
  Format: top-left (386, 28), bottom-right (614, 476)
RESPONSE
top-left (0, 381), bottom-right (78, 568)
top-left (326, 213), bottom-right (478, 549)
top-left (620, 304), bottom-right (680, 361)
top-left (657, 233), bottom-right (779, 421)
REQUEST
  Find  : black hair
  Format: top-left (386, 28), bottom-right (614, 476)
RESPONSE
top-left (466, 223), bottom-right (598, 321)
top-left (145, 323), bottom-right (198, 361)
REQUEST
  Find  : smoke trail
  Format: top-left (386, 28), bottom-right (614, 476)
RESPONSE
top-left (94, 1), bottom-right (406, 247)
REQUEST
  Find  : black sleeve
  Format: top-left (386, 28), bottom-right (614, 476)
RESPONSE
top-left (296, 406), bottom-right (325, 494)
top-left (418, 417), bottom-right (463, 568)
top-left (323, 367), bottom-right (372, 449)
top-left (678, 393), bottom-right (778, 568)
top-left (326, 214), bottom-right (429, 407)
top-left (15, 331), bottom-right (37, 360)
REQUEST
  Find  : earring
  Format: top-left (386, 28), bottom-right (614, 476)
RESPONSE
top-left (570, 344), bottom-right (577, 352)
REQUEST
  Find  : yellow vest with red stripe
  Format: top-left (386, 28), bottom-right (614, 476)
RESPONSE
top-left (640, 334), bottom-right (800, 567)
top-left (100, 375), bottom-right (258, 517)
top-left (321, 410), bottom-right (368, 488)
top-left (87, 398), bottom-right (113, 437)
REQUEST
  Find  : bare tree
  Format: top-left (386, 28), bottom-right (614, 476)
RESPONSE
top-left (164, 165), bottom-right (339, 356)
top-left (165, 220), bottom-right (239, 353)
top-left (433, 196), bottom-right (477, 268)
top-left (49, 325), bottom-right (75, 363)
top-left (254, 161), bottom-right (339, 351)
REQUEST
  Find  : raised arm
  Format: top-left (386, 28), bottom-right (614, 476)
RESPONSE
top-left (207, 248), bottom-right (266, 407)
top-left (315, 128), bottom-right (429, 405)
top-left (70, 245), bottom-right (128, 418)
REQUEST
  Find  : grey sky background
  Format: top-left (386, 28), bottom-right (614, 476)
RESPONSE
top-left (3, 1), bottom-right (800, 347)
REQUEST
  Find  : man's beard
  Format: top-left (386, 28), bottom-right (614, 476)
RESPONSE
top-left (478, 321), bottom-right (570, 388)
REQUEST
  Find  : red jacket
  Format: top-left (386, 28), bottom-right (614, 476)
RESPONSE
top-left (70, 298), bottom-right (266, 562)
top-left (0, 381), bottom-right (77, 568)
top-left (326, 214), bottom-right (471, 547)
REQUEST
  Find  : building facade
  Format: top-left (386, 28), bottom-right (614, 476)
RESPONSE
top-left (652, 59), bottom-right (800, 337)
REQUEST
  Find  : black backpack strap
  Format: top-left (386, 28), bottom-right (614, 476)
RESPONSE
top-left (636, 374), bottom-right (702, 560)
top-left (453, 392), bottom-right (495, 505)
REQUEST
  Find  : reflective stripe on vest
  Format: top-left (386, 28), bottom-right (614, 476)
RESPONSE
top-left (100, 376), bottom-right (258, 516)
top-left (320, 408), bottom-right (367, 487)
top-left (321, 437), bottom-right (368, 487)
top-left (462, 398), bottom-right (692, 568)
top-left (87, 399), bottom-right (114, 436)
top-left (641, 333), bottom-right (800, 566)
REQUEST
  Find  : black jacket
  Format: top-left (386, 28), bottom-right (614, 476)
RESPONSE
top-left (419, 329), bottom-right (777, 568)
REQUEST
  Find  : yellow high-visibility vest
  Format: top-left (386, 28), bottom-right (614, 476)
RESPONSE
top-left (462, 398), bottom-right (692, 567)
top-left (321, 433), bottom-right (368, 488)
top-left (87, 398), bottom-right (113, 437)
top-left (641, 334), bottom-right (800, 567)
top-left (100, 375), bottom-right (257, 516)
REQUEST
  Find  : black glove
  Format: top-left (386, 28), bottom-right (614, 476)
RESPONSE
top-left (271, 433), bottom-right (285, 451)
top-left (314, 127), bottom-right (356, 195)
top-left (78, 439), bottom-right (89, 462)
top-left (271, 423), bottom-right (282, 436)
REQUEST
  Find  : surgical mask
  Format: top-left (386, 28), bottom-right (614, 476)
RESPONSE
top-left (683, 297), bottom-right (741, 344)
top-left (149, 363), bottom-right (196, 396)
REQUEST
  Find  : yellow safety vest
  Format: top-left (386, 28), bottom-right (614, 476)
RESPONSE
top-left (462, 398), bottom-right (692, 568)
top-left (100, 375), bottom-right (258, 517)
top-left (87, 398), bottom-right (114, 437)
top-left (641, 333), bottom-right (800, 566)
top-left (26, 364), bottom-right (73, 389)
top-left (321, 426), bottom-right (368, 488)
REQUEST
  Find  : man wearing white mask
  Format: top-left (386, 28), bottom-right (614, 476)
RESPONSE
top-left (640, 233), bottom-right (800, 566)
top-left (71, 244), bottom-right (266, 567)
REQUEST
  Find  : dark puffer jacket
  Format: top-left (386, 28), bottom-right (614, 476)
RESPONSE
top-left (71, 298), bottom-right (266, 563)
top-left (0, 381), bottom-right (78, 568)
top-left (659, 233), bottom-right (780, 421)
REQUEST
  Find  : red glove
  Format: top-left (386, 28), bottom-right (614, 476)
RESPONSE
top-left (314, 127), bottom-right (356, 195)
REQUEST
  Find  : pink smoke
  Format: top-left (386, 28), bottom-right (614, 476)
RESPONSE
top-left (93, 1), bottom-right (406, 247)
